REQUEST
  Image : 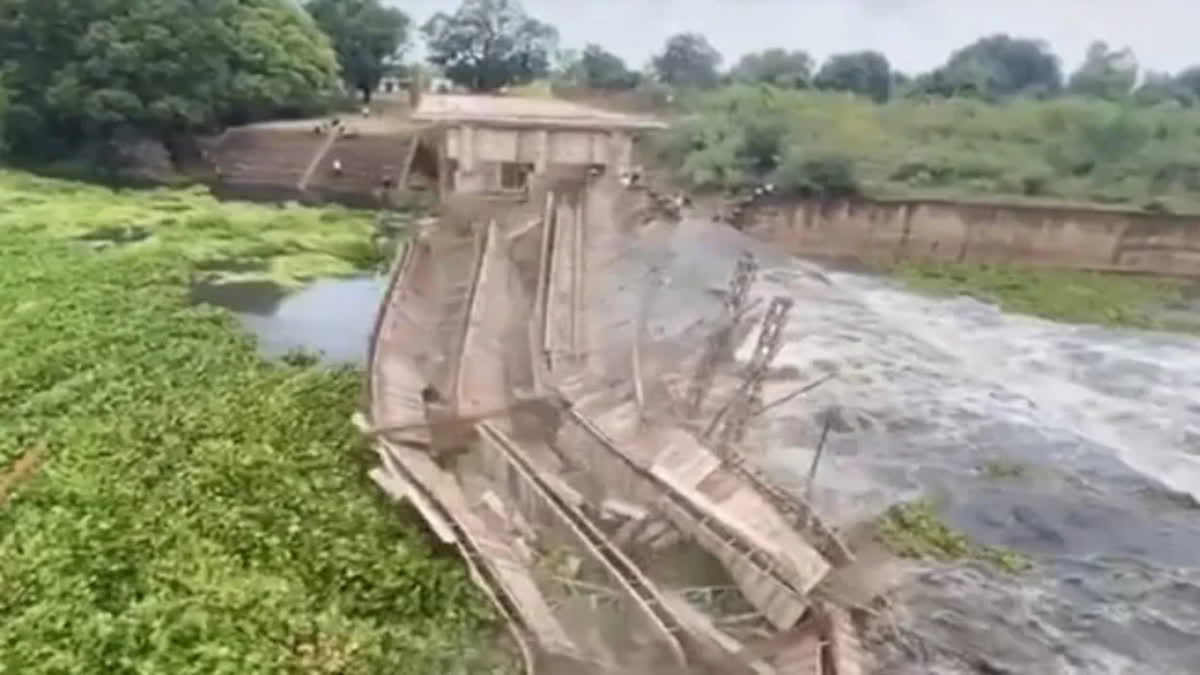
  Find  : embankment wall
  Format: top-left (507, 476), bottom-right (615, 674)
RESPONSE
top-left (739, 197), bottom-right (1200, 276)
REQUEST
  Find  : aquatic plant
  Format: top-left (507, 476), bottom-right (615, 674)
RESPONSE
top-left (979, 459), bottom-right (1028, 480)
top-left (0, 170), bottom-right (404, 288)
top-left (876, 499), bottom-right (1031, 574)
top-left (0, 228), bottom-right (498, 673)
top-left (889, 261), bottom-right (1195, 331)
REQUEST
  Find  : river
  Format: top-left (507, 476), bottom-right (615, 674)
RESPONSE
top-left (202, 219), bottom-right (1200, 675)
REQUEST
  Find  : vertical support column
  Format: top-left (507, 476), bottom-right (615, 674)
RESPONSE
top-left (437, 127), bottom-right (451, 197)
top-left (609, 131), bottom-right (633, 174)
top-left (460, 124), bottom-right (476, 171)
top-left (455, 124), bottom-right (491, 193)
top-left (535, 129), bottom-right (550, 176)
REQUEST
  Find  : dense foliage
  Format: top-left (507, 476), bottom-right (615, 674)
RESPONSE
top-left (908, 35), bottom-right (1062, 100)
top-left (306, 0), bottom-right (410, 103)
top-left (651, 33), bottom-right (723, 89)
top-left (655, 85), bottom-right (1200, 209)
top-left (729, 49), bottom-right (814, 90)
top-left (0, 0), bottom-right (339, 160)
top-left (0, 170), bottom-right (383, 287)
top-left (813, 51), bottom-right (892, 103)
top-left (558, 44), bottom-right (642, 91)
top-left (0, 176), bottom-right (501, 672)
top-left (422, 0), bottom-right (559, 91)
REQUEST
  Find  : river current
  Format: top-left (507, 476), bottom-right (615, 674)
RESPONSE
top-left (212, 217), bottom-right (1200, 675)
top-left (763, 263), bottom-right (1200, 675)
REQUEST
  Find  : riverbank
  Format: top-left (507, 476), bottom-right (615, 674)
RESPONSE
top-left (0, 180), bottom-right (499, 673)
top-left (888, 261), bottom-right (1199, 332)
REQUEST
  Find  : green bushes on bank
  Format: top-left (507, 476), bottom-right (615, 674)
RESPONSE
top-left (654, 85), bottom-right (1200, 210)
top-left (890, 262), bottom-right (1193, 330)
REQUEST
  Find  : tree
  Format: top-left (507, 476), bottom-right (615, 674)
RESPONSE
top-left (0, 82), bottom-right (8, 154)
top-left (422, 0), bottom-right (559, 91)
top-left (1068, 41), bottom-right (1138, 101)
top-left (652, 33), bottom-right (722, 89)
top-left (729, 48), bottom-right (813, 89)
top-left (932, 34), bottom-right (1062, 100)
top-left (813, 51), bottom-right (892, 102)
top-left (562, 44), bottom-right (639, 90)
top-left (305, 0), bottom-right (410, 102)
top-left (0, 0), bottom-right (339, 158)
top-left (1168, 67), bottom-right (1200, 106)
top-left (1133, 71), bottom-right (1184, 106)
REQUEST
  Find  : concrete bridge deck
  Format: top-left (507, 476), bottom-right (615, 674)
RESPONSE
top-left (360, 174), bottom-right (870, 674)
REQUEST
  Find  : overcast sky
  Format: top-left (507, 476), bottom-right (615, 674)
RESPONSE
top-left (392, 0), bottom-right (1199, 74)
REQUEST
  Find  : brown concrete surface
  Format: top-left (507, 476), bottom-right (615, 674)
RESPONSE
top-left (739, 196), bottom-right (1200, 276)
top-left (413, 94), bottom-right (666, 130)
top-left (364, 177), bottom-right (873, 674)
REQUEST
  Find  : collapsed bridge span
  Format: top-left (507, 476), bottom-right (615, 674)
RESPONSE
top-left (361, 172), bottom-right (870, 674)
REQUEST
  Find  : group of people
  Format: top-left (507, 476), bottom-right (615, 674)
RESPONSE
top-left (311, 117), bottom-right (342, 136)
top-left (617, 165), bottom-right (692, 218)
top-left (721, 182), bottom-right (777, 228)
top-left (312, 107), bottom-right (378, 177)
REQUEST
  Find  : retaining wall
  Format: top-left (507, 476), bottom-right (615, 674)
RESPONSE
top-left (739, 197), bottom-right (1200, 276)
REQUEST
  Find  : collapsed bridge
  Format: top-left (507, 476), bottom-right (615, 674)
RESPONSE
top-left (357, 171), bottom-right (873, 674)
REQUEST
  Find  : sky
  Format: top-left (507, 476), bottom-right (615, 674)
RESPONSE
top-left (392, 0), bottom-right (1200, 74)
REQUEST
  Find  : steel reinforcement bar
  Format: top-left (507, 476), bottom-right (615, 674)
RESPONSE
top-left (555, 409), bottom-right (811, 626)
top-left (475, 422), bottom-right (689, 669)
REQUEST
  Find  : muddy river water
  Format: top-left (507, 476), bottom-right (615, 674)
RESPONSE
top-left (203, 219), bottom-right (1200, 675)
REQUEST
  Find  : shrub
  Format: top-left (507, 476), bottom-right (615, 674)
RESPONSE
top-left (659, 85), bottom-right (1200, 209)
top-left (772, 152), bottom-right (860, 197)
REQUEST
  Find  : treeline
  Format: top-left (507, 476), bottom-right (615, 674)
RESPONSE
top-left (6, 0), bottom-right (1200, 200)
top-left (0, 0), bottom-right (407, 164)
top-left (575, 34), bottom-right (1200, 109)
top-left (413, 4), bottom-right (1200, 110)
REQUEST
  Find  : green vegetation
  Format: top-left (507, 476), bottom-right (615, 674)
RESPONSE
top-left (876, 500), bottom-right (1031, 574)
top-left (422, 0), bottom-right (559, 92)
top-left (0, 185), bottom-right (496, 672)
top-left (890, 261), bottom-right (1194, 330)
top-left (979, 460), bottom-right (1029, 480)
top-left (9, 0), bottom-right (1200, 217)
top-left (656, 85), bottom-right (1200, 208)
top-left (0, 170), bottom-right (393, 287)
top-left (0, 0), bottom-right (341, 163)
top-left (306, 0), bottom-right (411, 103)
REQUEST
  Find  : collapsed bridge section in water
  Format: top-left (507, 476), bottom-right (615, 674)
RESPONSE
top-left (359, 173), bottom-right (871, 674)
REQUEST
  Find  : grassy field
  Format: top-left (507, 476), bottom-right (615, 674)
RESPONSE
top-left (656, 86), bottom-right (1200, 211)
top-left (0, 175), bottom-right (497, 674)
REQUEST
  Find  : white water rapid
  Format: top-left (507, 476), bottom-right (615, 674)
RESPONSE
top-left (638, 218), bottom-right (1200, 675)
